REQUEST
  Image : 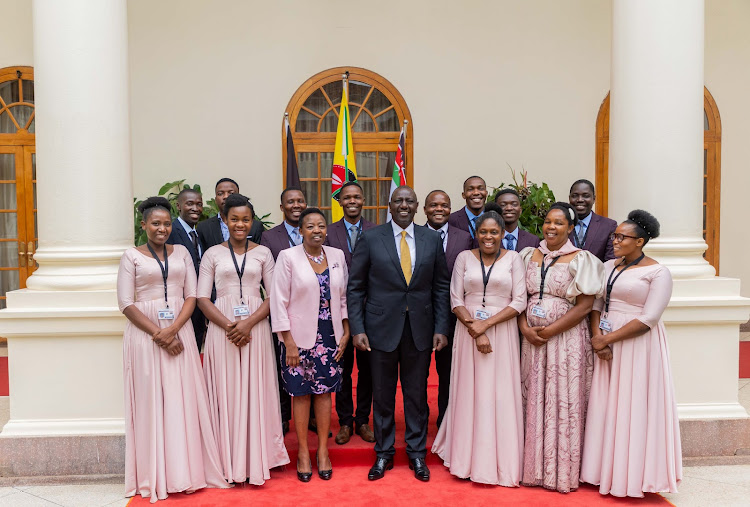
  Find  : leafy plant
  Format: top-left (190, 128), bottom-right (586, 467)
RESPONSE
top-left (487, 165), bottom-right (556, 239)
top-left (134, 179), bottom-right (274, 246)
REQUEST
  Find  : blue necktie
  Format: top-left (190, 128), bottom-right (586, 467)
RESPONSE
top-left (504, 233), bottom-right (515, 251)
top-left (291, 228), bottom-right (302, 246)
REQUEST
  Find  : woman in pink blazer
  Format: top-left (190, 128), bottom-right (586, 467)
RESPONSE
top-left (271, 207), bottom-right (350, 483)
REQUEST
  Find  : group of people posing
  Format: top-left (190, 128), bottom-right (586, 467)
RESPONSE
top-left (117, 175), bottom-right (682, 502)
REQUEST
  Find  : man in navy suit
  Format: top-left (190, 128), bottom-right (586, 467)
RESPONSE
top-left (166, 188), bottom-right (207, 350)
top-left (447, 175), bottom-right (488, 247)
top-left (423, 190), bottom-right (472, 428)
top-left (196, 178), bottom-right (263, 250)
top-left (493, 188), bottom-right (541, 252)
top-left (260, 186), bottom-right (307, 434)
top-left (324, 181), bottom-right (376, 445)
top-left (348, 185), bottom-right (451, 482)
top-left (568, 179), bottom-right (617, 262)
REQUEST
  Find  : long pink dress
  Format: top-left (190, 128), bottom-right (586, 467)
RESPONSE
top-left (581, 261), bottom-right (682, 497)
top-left (198, 245), bottom-right (289, 485)
top-left (432, 249), bottom-right (527, 486)
top-left (519, 240), bottom-right (605, 493)
top-left (117, 245), bottom-right (229, 503)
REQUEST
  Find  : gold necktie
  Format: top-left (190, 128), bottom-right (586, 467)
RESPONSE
top-left (400, 230), bottom-right (412, 284)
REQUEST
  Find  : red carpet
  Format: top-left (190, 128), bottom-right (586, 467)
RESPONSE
top-left (0, 357), bottom-right (8, 396)
top-left (740, 341), bottom-right (750, 379)
top-left (128, 360), bottom-right (669, 506)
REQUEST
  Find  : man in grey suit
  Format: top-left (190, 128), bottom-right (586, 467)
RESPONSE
top-left (348, 186), bottom-right (451, 482)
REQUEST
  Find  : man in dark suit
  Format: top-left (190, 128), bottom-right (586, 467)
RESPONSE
top-left (196, 178), bottom-right (263, 250)
top-left (260, 186), bottom-right (307, 434)
top-left (324, 181), bottom-right (376, 445)
top-left (423, 190), bottom-right (472, 429)
top-left (493, 188), bottom-right (541, 251)
top-left (568, 179), bottom-right (617, 262)
top-left (166, 188), bottom-right (207, 350)
top-left (447, 175), bottom-right (487, 247)
top-left (348, 186), bottom-right (451, 482)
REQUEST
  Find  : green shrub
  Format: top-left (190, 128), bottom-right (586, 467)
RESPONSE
top-left (487, 166), bottom-right (556, 239)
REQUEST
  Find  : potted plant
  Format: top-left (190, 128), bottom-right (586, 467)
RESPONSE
top-left (487, 166), bottom-right (556, 239)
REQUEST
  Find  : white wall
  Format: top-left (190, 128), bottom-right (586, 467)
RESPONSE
top-left (0, 0), bottom-right (32, 68)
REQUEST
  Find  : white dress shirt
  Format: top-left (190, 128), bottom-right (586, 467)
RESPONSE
top-left (391, 220), bottom-right (416, 272)
top-left (426, 222), bottom-right (449, 252)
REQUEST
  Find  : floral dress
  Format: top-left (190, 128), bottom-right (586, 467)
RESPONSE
top-left (280, 268), bottom-right (343, 396)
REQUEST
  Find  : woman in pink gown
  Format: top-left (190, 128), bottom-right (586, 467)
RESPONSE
top-left (432, 210), bottom-right (527, 486)
top-left (518, 202), bottom-right (605, 493)
top-left (197, 194), bottom-right (290, 485)
top-left (581, 210), bottom-right (682, 497)
top-left (117, 197), bottom-right (228, 503)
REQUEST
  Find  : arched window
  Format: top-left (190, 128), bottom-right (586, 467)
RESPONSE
top-left (595, 87), bottom-right (721, 271)
top-left (284, 67), bottom-right (413, 224)
top-left (0, 66), bottom-right (36, 310)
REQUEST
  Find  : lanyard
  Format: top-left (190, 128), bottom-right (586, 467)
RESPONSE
top-left (479, 250), bottom-right (502, 308)
top-left (345, 224), bottom-right (361, 252)
top-left (228, 238), bottom-right (249, 304)
top-left (604, 253), bottom-right (645, 313)
top-left (537, 255), bottom-right (560, 301)
top-left (573, 222), bottom-right (590, 248)
top-left (146, 243), bottom-right (169, 307)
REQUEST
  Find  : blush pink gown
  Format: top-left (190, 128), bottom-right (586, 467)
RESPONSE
top-left (432, 249), bottom-right (527, 486)
top-left (519, 240), bottom-right (605, 493)
top-left (117, 245), bottom-right (228, 503)
top-left (198, 245), bottom-right (289, 485)
top-left (581, 261), bottom-right (682, 497)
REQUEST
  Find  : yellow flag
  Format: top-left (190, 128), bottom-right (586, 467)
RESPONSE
top-left (331, 79), bottom-right (358, 221)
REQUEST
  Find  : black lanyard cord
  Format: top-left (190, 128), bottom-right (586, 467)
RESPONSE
top-left (538, 255), bottom-right (560, 301)
top-left (604, 253), bottom-right (645, 314)
top-left (479, 250), bottom-right (503, 308)
top-left (146, 243), bottom-right (169, 307)
top-left (228, 238), bottom-right (249, 304)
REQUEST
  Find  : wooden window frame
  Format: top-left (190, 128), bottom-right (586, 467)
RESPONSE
top-left (595, 87), bottom-right (721, 271)
top-left (283, 67), bottom-right (413, 224)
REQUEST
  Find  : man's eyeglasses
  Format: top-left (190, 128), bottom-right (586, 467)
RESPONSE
top-left (610, 232), bottom-right (640, 242)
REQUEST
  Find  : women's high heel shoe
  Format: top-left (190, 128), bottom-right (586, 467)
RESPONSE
top-left (317, 455), bottom-right (333, 480)
top-left (297, 459), bottom-right (312, 482)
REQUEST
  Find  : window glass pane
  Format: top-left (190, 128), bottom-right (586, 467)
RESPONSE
top-left (323, 81), bottom-right (343, 106)
top-left (298, 152), bottom-right (317, 179)
top-left (365, 88), bottom-right (392, 116)
top-left (348, 81), bottom-right (371, 106)
top-left (362, 208), bottom-right (378, 224)
top-left (321, 152), bottom-right (333, 178)
top-left (0, 269), bottom-right (20, 299)
top-left (303, 89), bottom-right (328, 116)
top-left (320, 111), bottom-right (338, 132)
top-left (376, 108), bottom-right (400, 132)
top-left (0, 242), bottom-right (19, 267)
top-left (0, 112), bottom-right (16, 133)
top-left (323, 209), bottom-right (332, 224)
top-left (378, 208), bottom-right (387, 224)
top-left (360, 180), bottom-right (377, 209)
top-left (379, 180), bottom-right (392, 208)
top-left (27, 118), bottom-right (34, 134)
top-left (0, 298), bottom-right (6, 310)
top-left (22, 80), bottom-right (34, 104)
top-left (704, 110), bottom-right (709, 131)
top-left (301, 180), bottom-right (318, 208)
top-left (356, 152), bottom-right (376, 178)
top-left (322, 177), bottom-right (332, 207)
top-left (0, 213), bottom-right (17, 238)
top-left (0, 80), bottom-right (19, 104)
top-left (0, 184), bottom-right (17, 209)
top-left (379, 152), bottom-right (396, 177)
top-left (353, 111), bottom-right (375, 132)
top-left (10, 105), bottom-right (33, 131)
top-left (0, 154), bottom-right (14, 180)
top-left (295, 109), bottom-right (319, 133)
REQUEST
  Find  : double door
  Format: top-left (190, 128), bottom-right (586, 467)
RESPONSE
top-left (0, 145), bottom-right (37, 309)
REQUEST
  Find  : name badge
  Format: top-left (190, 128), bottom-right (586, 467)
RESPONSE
top-left (474, 309), bottom-right (491, 321)
top-left (530, 305), bottom-right (547, 319)
top-left (158, 309), bottom-right (175, 320)
top-left (233, 304), bottom-right (250, 317)
top-left (599, 319), bottom-right (613, 332)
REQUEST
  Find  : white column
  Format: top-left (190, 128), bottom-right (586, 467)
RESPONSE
top-left (609, 0), bottom-right (711, 280)
top-left (0, 0), bottom-right (130, 441)
top-left (609, 0), bottom-right (750, 433)
top-left (27, 0), bottom-right (133, 290)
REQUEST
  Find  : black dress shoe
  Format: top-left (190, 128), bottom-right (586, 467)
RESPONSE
top-left (317, 455), bottom-right (333, 480)
top-left (297, 459), bottom-right (312, 482)
top-left (409, 457), bottom-right (430, 482)
top-left (368, 456), bottom-right (394, 481)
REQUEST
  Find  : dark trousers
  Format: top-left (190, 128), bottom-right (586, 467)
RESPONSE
top-left (191, 307), bottom-right (207, 352)
top-left (272, 332), bottom-right (292, 422)
top-left (335, 339), bottom-right (373, 428)
top-left (434, 333), bottom-right (453, 429)
top-left (370, 315), bottom-right (431, 459)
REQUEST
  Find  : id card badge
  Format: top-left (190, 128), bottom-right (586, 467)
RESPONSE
top-left (158, 308), bottom-right (175, 320)
top-left (530, 304), bottom-right (546, 319)
top-left (474, 309), bottom-right (491, 321)
top-left (599, 319), bottom-right (613, 332)
top-left (233, 304), bottom-right (250, 317)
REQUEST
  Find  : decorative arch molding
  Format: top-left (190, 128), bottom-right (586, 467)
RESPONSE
top-left (595, 86), bottom-right (721, 271)
top-left (283, 67), bottom-right (413, 224)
